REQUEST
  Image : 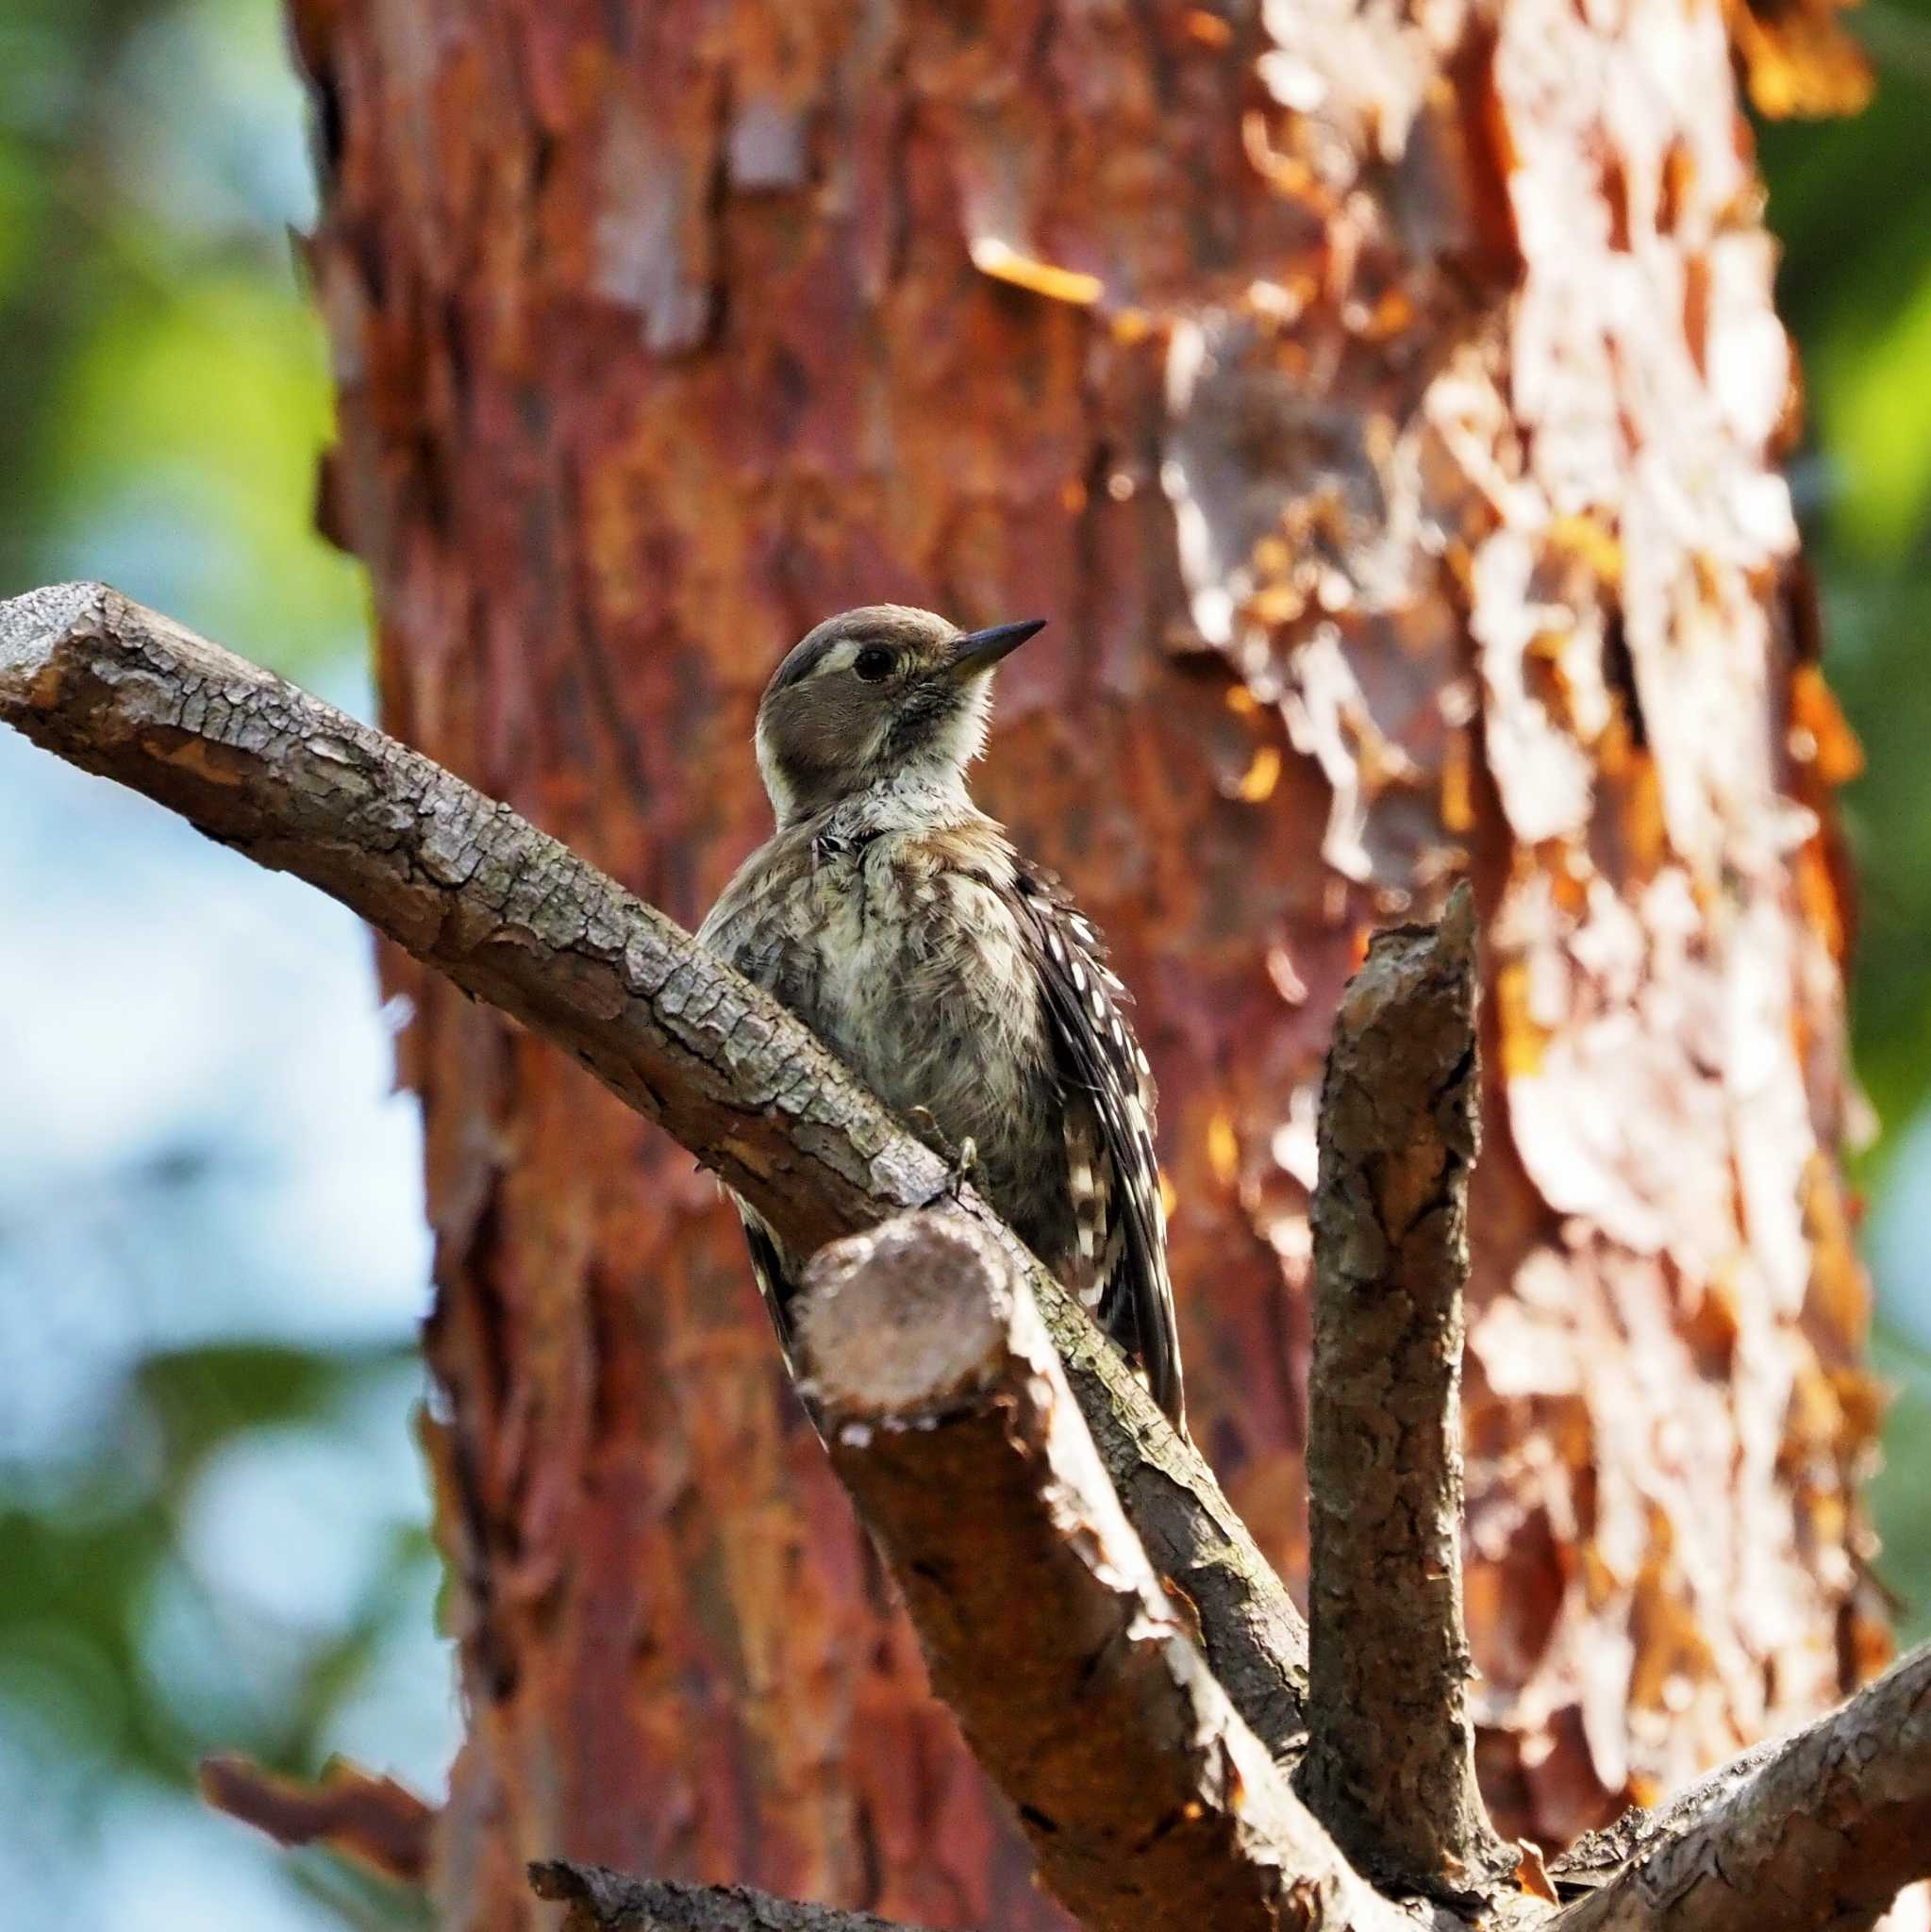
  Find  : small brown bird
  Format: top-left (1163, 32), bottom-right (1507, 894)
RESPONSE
top-left (698, 605), bottom-right (1185, 1425)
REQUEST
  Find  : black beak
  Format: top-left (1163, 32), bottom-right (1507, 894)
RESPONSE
top-left (947, 617), bottom-right (1047, 680)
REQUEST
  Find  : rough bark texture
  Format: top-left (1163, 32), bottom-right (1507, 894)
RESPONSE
top-left (1301, 887), bottom-right (1505, 1898)
top-left (799, 1214), bottom-right (1394, 1932)
top-left (529, 1859), bottom-right (941, 1932)
top-left (284, 0), bottom-right (1878, 1924)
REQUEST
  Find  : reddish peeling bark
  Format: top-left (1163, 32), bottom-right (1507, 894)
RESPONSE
top-left (287, 1), bottom-right (1882, 1925)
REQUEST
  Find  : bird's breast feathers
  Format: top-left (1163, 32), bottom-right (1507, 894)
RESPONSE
top-left (701, 818), bottom-right (1049, 1137)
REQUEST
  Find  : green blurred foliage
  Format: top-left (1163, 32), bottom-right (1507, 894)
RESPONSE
top-left (1870, 1332), bottom-right (1931, 1642)
top-left (0, 3), bottom-right (432, 1927)
top-left (1757, 0), bottom-right (1931, 1643)
top-left (0, 0), bottom-right (361, 662)
top-left (0, 2), bottom-right (1926, 1928)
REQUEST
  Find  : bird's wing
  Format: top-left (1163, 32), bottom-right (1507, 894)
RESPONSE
top-left (739, 1209), bottom-right (794, 1335)
top-left (698, 850), bottom-right (811, 1361)
top-left (1012, 859), bottom-right (1185, 1427)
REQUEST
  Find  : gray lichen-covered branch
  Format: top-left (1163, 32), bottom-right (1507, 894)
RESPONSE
top-left (0, 579), bottom-right (1306, 1768)
top-left (1550, 1642), bottom-right (1931, 1932)
top-left (1298, 886), bottom-right (1508, 1898)
top-left (796, 1213), bottom-right (1408, 1932)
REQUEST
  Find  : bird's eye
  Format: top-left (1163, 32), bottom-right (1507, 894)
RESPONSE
top-left (853, 645), bottom-right (896, 682)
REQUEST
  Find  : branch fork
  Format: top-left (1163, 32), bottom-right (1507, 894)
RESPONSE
top-left (4, 583), bottom-right (1925, 1932)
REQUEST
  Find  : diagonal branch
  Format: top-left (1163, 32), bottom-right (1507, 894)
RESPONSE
top-left (528, 1857), bottom-right (942, 1932)
top-left (1550, 1643), bottom-right (1931, 1932)
top-left (796, 1211), bottom-right (1409, 1932)
top-left (1298, 887), bottom-right (1508, 1899)
top-left (0, 580), bottom-right (1306, 1765)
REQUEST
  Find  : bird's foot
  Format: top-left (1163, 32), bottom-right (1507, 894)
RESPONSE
top-left (945, 1135), bottom-right (978, 1201)
top-left (908, 1108), bottom-right (977, 1208)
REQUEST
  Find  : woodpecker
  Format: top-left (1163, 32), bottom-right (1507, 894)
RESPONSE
top-left (697, 605), bottom-right (1185, 1426)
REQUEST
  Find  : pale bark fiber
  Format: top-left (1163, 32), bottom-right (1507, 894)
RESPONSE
top-left (284, 0), bottom-right (1876, 1925)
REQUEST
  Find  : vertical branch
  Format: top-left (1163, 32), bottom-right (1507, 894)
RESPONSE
top-left (1297, 886), bottom-right (1509, 1898)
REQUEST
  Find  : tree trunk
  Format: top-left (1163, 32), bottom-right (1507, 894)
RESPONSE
top-left (286, 2), bottom-right (1883, 1925)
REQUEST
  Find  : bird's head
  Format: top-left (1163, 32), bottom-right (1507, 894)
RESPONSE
top-left (753, 604), bottom-right (1045, 825)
